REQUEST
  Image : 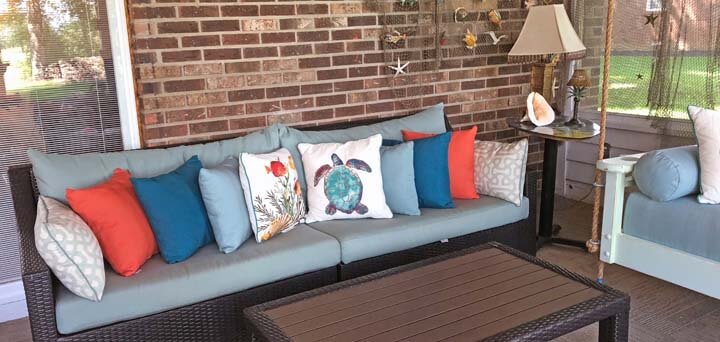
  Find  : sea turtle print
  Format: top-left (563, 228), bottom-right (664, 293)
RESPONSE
top-left (313, 153), bottom-right (372, 215)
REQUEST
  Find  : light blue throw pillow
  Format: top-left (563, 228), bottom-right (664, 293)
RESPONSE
top-left (199, 157), bottom-right (252, 253)
top-left (381, 143), bottom-right (420, 216)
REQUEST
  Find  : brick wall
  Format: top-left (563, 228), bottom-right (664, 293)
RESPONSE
top-left (129, 0), bottom-right (545, 168)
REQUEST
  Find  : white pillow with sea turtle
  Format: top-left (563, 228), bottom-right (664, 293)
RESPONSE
top-left (239, 148), bottom-right (306, 243)
top-left (298, 134), bottom-right (393, 223)
top-left (35, 196), bottom-right (105, 301)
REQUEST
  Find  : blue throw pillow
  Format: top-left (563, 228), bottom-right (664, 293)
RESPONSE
top-left (381, 142), bottom-right (421, 216)
top-left (132, 156), bottom-right (214, 263)
top-left (199, 157), bottom-right (252, 253)
top-left (411, 132), bottom-right (454, 209)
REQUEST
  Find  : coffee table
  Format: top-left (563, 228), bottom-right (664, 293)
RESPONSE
top-left (244, 243), bottom-right (630, 341)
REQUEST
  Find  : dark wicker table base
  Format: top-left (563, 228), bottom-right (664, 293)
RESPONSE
top-left (245, 243), bottom-right (630, 342)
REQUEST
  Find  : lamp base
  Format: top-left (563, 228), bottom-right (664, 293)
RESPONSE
top-left (564, 117), bottom-right (586, 128)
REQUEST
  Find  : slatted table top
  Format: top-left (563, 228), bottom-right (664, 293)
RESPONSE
top-left (244, 243), bottom-right (629, 342)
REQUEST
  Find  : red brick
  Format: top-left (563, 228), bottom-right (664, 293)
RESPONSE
top-left (297, 31), bottom-right (329, 42)
top-left (331, 29), bottom-right (362, 40)
top-left (201, 20), bottom-right (239, 32)
top-left (280, 45), bottom-right (313, 57)
top-left (230, 116), bottom-right (267, 130)
top-left (134, 52), bottom-right (156, 64)
top-left (266, 86), bottom-right (300, 98)
top-left (190, 120), bottom-right (229, 134)
top-left (157, 21), bottom-right (198, 34)
top-left (363, 53), bottom-right (383, 63)
top-left (335, 105), bottom-right (365, 117)
top-left (334, 80), bottom-right (364, 92)
top-left (179, 6), bottom-right (219, 17)
top-left (259, 5), bottom-right (295, 16)
top-left (347, 16), bottom-right (376, 27)
top-left (225, 61), bottom-right (261, 73)
top-left (203, 48), bottom-right (242, 60)
top-left (162, 50), bottom-right (201, 62)
top-left (317, 69), bottom-right (347, 80)
top-left (301, 83), bottom-right (333, 95)
top-left (166, 108), bottom-right (206, 123)
top-left (486, 77), bottom-right (509, 87)
top-left (315, 43), bottom-right (344, 54)
top-left (182, 35), bottom-right (220, 47)
top-left (261, 32), bottom-right (295, 44)
top-left (133, 7), bottom-right (175, 19)
top-left (243, 47), bottom-right (278, 58)
top-left (302, 109), bottom-right (334, 121)
top-left (222, 33), bottom-right (259, 45)
top-left (299, 57), bottom-right (330, 69)
top-left (144, 125), bottom-right (188, 140)
top-left (135, 38), bottom-right (178, 50)
top-left (164, 79), bottom-right (205, 92)
top-left (246, 101), bottom-right (281, 114)
top-left (228, 88), bottom-right (265, 101)
top-left (461, 80), bottom-right (486, 90)
top-left (316, 94), bottom-right (346, 107)
top-left (297, 4), bottom-right (327, 15)
top-left (332, 54), bottom-right (362, 66)
top-left (282, 97), bottom-right (314, 110)
top-left (208, 104), bottom-right (244, 117)
top-left (366, 101), bottom-right (394, 113)
top-left (347, 41), bottom-right (375, 52)
top-left (221, 5), bottom-right (258, 16)
top-left (349, 66), bottom-right (377, 78)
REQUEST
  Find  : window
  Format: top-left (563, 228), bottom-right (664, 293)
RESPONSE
top-left (0, 0), bottom-right (134, 284)
top-left (646, 0), bottom-right (662, 12)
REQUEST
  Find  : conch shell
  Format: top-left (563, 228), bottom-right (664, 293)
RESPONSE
top-left (488, 9), bottom-right (502, 28)
top-left (523, 92), bottom-right (555, 126)
top-left (463, 29), bottom-right (477, 49)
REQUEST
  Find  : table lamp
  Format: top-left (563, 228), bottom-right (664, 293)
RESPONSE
top-left (508, 4), bottom-right (586, 105)
top-left (566, 68), bottom-right (592, 127)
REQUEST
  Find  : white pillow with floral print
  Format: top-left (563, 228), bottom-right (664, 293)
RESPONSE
top-left (239, 148), bottom-right (306, 243)
top-left (298, 134), bottom-right (393, 223)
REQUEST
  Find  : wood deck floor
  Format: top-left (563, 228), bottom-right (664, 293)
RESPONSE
top-left (1, 197), bottom-right (719, 341)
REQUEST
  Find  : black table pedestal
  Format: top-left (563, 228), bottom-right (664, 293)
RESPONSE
top-left (536, 139), bottom-right (587, 250)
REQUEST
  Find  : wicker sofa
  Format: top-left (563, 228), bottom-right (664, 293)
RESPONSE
top-left (10, 107), bottom-right (538, 341)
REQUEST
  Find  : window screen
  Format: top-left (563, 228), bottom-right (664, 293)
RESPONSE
top-left (0, 0), bottom-right (124, 283)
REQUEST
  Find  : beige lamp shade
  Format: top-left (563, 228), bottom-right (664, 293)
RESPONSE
top-left (508, 5), bottom-right (586, 63)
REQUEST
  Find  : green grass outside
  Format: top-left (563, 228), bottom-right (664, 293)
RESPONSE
top-left (12, 80), bottom-right (97, 102)
top-left (601, 56), bottom-right (720, 118)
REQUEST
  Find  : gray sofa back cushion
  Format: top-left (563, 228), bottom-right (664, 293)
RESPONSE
top-left (633, 145), bottom-right (699, 202)
top-left (29, 126), bottom-right (282, 203)
top-left (281, 103), bottom-right (447, 194)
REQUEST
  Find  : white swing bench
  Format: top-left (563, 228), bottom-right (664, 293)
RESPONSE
top-left (598, 150), bottom-right (720, 299)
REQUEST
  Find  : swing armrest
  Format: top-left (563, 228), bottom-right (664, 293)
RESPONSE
top-left (596, 153), bottom-right (644, 264)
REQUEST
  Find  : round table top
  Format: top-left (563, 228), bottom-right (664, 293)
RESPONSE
top-left (508, 118), bottom-right (600, 141)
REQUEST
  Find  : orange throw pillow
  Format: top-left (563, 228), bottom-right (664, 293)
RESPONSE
top-left (403, 126), bottom-right (479, 199)
top-left (67, 169), bottom-right (157, 276)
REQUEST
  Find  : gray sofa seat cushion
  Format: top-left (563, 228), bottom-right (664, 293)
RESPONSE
top-left (55, 225), bottom-right (340, 334)
top-left (308, 197), bottom-right (529, 264)
top-left (624, 192), bottom-right (720, 263)
top-left (633, 145), bottom-right (699, 202)
top-left (281, 103), bottom-right (447, 195)
top-left (29, 126), bottom-right (283, 203)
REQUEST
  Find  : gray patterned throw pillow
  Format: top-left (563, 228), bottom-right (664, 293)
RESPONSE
top-left (473, 139), bottom-right (529, 206)
top-left (35, 196), bottom-right (105, 301)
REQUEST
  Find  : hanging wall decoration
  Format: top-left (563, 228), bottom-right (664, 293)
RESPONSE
top-left (463, 29), bottom-right (478, 49)
top-left (488, 9), bottom-right (502, 28)
top-left (485, 31), bottom-right (507, 45)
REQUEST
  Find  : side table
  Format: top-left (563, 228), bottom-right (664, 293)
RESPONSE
top-left (509, 118), bottom-right (601, 250)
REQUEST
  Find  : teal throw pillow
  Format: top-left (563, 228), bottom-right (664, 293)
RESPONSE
top-left (199, 157), bottom-right (252, 253)
top-left (380, 142), bottom-right (420, 215)
top-left (410, 132), bottom-right (454, 209)
top-left (132, 156), bottom-right (213, 263)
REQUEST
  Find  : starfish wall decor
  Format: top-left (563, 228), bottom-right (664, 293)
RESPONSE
top-left (389, 58), bottom-right (409, 76)
top-left (644, 13), bottom-right (659, 27)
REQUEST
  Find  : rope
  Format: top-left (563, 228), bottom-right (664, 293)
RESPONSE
top-left (589, 0), bottom-right (616, 282)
